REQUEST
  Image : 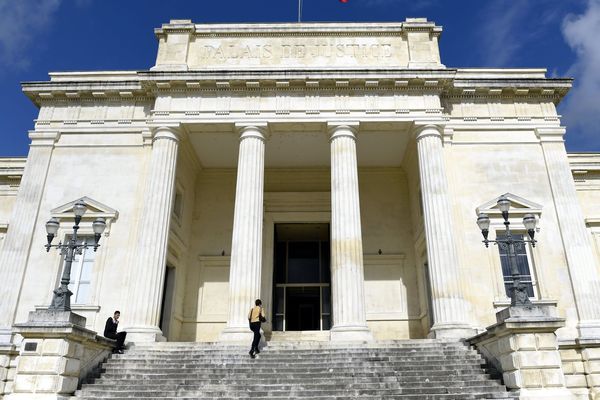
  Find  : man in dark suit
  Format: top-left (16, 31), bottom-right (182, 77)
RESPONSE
top-left (104, 310), bottom-right (127, 354)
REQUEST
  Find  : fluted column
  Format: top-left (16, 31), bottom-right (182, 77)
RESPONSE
top-left (415, 124), bottom-right (473, 338)
top-left (220, 124), bottom-right (267, 342)
top-left (126, 126), bottom-right (180, 342)
top-left (537, 128), bottom-right (600, 339)
top-left (328, 123), bottom-right (372, 342)
top-left (0, 131), bottom-right (57, 345)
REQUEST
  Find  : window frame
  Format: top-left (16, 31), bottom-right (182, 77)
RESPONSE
top-left (59, 234), bottom-right (97, 305)
top-left (489, 220), bottom-right (541, 304)
top-left (495, 231), bottom-right (538, 300)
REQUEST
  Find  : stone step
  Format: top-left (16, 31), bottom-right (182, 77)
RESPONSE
top-left (81, 379), bottom-right (502, 392)
top-left (74, 341), bottom-right (516, 399)
top-left (78, 386), bottom-right (509, 397)
top-left (73, 395), bottom-right (518, 400)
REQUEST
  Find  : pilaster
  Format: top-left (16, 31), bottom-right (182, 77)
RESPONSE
top-left (537, 127), bottom-right (600, 339)
top-left (0, 131), bottom-right (58, 345)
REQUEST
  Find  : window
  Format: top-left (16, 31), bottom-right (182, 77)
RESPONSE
top-left (497, 233), bottom-right (535, 298)
top-left (61, 236), bottom-right (96, 304)
top-left (173, 190), bottom-right (183, 220)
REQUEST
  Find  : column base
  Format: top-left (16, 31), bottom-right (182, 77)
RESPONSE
top-left (124, 326), bottom-right (166, 343)
top-left (428, 323), bottom-right (476, 339)
top-left (330, 325), bottom-right (373, 342)
top-left (577, 320), bottom-right (600, 340)
top-left (219, 326), bottom-right (255, 343)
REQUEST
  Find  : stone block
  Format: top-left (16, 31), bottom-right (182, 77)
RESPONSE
top-left (57, 376), bottom-right (78, 393)
top-left (587, 373), bottom-right (600, 386)
top-left (16, 356), bottom-right (38, 373)
top-left (541, 368), bottom-right (565, 387)
top-left (516, 334), bottom-right (537, 350)
top-left (564, 374), bottom-right (588, 388)
top-left (585, 360), bottom-right (600, 374)
top-left (63, 358), bottom-right (80, 376)
top-left (560, 348), bottom-right (582, 361)
top-left (536, 333), bottom-right (558, 350)
top-left (7, 365), bottom-right (16, 380)
top-left (582, 348), bottom-right (600, 361)
top-left (27, 356), bottom-right (64, 374)
top-left (41, 339), bottom-right (67, 356)
top-left (518, 350), bottom-right (561, 368)
top-left (13, 374), bottom-right (36, 392)
top-left (503, 370), bottom-right (521, 389)
top-left (497, 335), bottom-right (514, 354)
top-left (0, 354), bottom-right (9, 367)
top-left (562, 360), bottom-right (585, 374)
top-left (35, 375), bottom-right (59, 392)
top-left (499, 352), bottom-right (518, 371)
top-left (521, 369), bottom-right (543, 388)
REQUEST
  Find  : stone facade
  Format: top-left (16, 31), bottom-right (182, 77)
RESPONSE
top-left (1, 17), bottom-right (600, 398)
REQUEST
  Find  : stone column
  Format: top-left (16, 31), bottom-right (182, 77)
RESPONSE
top-left (0, 131), bottom-right (57, 345)
top-left (537, 128), bottom-right (600, 339)
top-left (220, 124), bottom-right (267, 342)
top-left (126, 126), bottom-right (180, 342)
top-left (415, 124), bottom-right (473, 338)
top-left (328, 123), bottom-right (372, 342)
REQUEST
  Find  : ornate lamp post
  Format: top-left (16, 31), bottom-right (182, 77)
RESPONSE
top-left (45, 200), bottom-right (106, 311)
top-left (477, 195), bottom-right (538, 307)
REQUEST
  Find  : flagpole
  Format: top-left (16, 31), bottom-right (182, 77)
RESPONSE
top-left (298, 0), bottom-right (302, 22)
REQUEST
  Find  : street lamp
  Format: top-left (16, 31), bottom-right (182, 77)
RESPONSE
top-left (476, 195), bottom-right (537, 307)
top-left (45, 200), bottom-right (106, 311)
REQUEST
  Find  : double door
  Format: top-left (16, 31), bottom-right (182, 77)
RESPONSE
top-left (272, 223), bottom-right (331, 331)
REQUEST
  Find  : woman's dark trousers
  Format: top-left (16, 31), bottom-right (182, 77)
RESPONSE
top-left (250, 322), bottom-right (261, 353)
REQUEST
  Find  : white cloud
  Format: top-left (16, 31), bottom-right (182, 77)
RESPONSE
top-left (475, 1), bottom-right (571, 67)
top-left (0, 0), bottom-right (62, 70)
top-left (560, 0), bottom-right (600, 149)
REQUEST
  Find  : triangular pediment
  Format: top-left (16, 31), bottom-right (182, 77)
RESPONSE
top-left (476, 193), bottom-right (542, 217)
top-left (51, 196), bottom-right (119, 220)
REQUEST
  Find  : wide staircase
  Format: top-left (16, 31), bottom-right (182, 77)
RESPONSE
top-left (72, 340), bottom-right (518, 399)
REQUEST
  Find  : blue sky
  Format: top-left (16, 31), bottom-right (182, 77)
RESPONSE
top-left (0, 0), bottom-right (598, 156)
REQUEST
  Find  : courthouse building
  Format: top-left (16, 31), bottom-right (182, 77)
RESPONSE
top-left (1, 18), bottom-right (600, 354)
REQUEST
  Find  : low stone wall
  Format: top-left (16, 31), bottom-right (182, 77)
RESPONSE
top-left (560, 339), bottom-right (600, 399)
top-left (468, 305), bottom-right (573, 399)
top-left (0, 344), bottom-right (18, 399)
top-left (5, 310), bottom-right (114, 400)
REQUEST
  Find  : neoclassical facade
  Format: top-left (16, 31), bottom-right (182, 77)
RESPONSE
top-left (1, 19), bottom-right (600, 354)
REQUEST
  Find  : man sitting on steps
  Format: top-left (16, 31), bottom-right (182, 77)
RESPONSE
top-left (104, 310), bottom-right (127, 354)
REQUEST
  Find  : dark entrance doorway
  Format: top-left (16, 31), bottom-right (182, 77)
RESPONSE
top-left (272, 223), bottom-right (331, 331)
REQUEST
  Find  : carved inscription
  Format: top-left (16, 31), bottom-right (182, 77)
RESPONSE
top-left (197, 42), bottom-right (393, 61)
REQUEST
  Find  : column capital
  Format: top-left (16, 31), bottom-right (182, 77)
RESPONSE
top-left (235, 122), bottom-right (269, 141)
top-left (413, 124), bottom-right (444, 142)
top-left (328, 122), bottom-right (360, 141)
top-left (28, 130), bottom-right (60, 147)
top-left (151, 126), bottom-right (181, 143)
top-left (535, 127), bottom-right (566, 143)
